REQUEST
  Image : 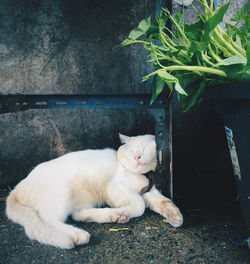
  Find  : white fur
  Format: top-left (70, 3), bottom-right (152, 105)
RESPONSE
top-left (6, 134), bottom-right (183, 249)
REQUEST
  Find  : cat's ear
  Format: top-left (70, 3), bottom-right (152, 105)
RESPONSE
top-left (119, 133), bottom-right (130, 144)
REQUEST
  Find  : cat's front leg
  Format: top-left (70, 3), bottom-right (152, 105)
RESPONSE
top-left (143, 187), bottom-right (183, 228)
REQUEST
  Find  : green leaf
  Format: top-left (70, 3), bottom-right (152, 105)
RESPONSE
top-left (241, 66), bottom-right (250, 80)
top-left (147, 49), bottom-right (158, 61)
top-left (191, 51), bottom-right (203, 66)
top-left (201, 2), bottom-right (230, 42)
top-left (157, 71), bottom-right (187, 95)
top-left (182, 79), bottom-right (205, 112)
top-left (145, 24), bottom-right (159, 40)
top-left (244, 13), bottom-right (250, 29)
top-left (230, 2), bottom-right (250, 23)
top-left (128, 17), bottom-right (151, 40)
top-left (120, 17), bottom-right (151, 46)
top-left (150, 74), bottom-right (165, 104)
top-left (218, 63), bottom-right (246, 80)
top-left (189, 41), bottom-right (208, 53)
top-left (235, 34), bottom-right (242, 47)
top-left (175, 81), bottom-right (187, 95)
top-left (184, 20), bottom-right (204, 41)
top-left (157, 70), bottom-right (177, 82)
top-left (178, 72), bottom-right (197, 87)
top-left (246, 45), bottom-right (250, 66)
top-left (225, 23), bottom-right (248, 47)
top-left (217, 55), bottom-right (247, 66)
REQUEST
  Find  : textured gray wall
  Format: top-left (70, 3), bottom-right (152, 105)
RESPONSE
top-left (0, 0), bottom-right (156, 187)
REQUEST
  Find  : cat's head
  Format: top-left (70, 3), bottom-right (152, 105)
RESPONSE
top-left (117, 134), bottom-right (157, 174)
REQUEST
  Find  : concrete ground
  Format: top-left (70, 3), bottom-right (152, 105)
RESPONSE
top-left (0, 189), bottom-right (249, 264)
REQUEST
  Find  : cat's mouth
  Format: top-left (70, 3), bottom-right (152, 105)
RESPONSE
top-left (137, 161), bottom-right (148, 167)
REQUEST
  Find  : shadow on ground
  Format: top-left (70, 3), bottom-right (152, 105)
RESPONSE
top-left (0, 189), bottom-right (249, 264)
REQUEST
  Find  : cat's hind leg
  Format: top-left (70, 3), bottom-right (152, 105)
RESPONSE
top-left (37, 197), bottom-right (90, 248)
top-left (6, 189), bottom-right (86, 249)
top-left (48, 219), bottom-right (90, 245)
top-left (143, 187), bottom-right (183, 227)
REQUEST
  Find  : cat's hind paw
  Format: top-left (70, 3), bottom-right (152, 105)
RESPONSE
top-left (160, 200), bottom-right (183, 228)
top-left (68, 227), bottom-right (90, 245)
top-left (111, 212), bottom-right (129, 224)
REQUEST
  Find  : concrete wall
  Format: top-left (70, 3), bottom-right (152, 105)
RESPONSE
top-left (0, 0), bottom-right (156, 187)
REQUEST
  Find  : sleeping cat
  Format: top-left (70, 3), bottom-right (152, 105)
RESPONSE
top-left (6, 134), bottom-right (183, 249)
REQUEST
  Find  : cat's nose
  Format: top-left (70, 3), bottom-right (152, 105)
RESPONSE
top-left (135, 155), bottom-right (141, 161)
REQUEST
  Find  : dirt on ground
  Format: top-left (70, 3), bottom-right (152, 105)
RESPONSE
top-left (0, 189), bottom-right (249, 264)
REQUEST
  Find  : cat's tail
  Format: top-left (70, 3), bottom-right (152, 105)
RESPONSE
top-left (6, 190), bottom-right (75, 249)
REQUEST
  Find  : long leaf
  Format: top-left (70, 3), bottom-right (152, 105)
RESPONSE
top-left (157, 70), bottom-right (177, 82)
top-left (157, 71), bottom-right (187, 95)
top-left (191, 51), bottom-right (203, 66)
top-left (201, 2), bottom-right (230, 42)
top-left (225, 23), bottom-right (248, 47)
top-left (182, 79), bottom-right (205, 112)
top-left (217, 55), bottom-right (247, 66)
top-left (150, 75), bottom-right (165, 104)
top-left (128, 17), bottom-right (151, 40)
top-left (175, 81), bottom-right (187, 95)
top-left (218, 64), bottom-right (246, 80)
top-left (247, 45), bottom-right (250, 66)
top-left (189, 41), bottom-right (208, 53)
top-left (184, 20), bottom-right (204, 41)
top-left (120, 17), bottom-right (151, 46)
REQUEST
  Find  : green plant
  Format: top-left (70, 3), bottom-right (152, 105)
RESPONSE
top-left (121, 0), bottom-right (250, 111)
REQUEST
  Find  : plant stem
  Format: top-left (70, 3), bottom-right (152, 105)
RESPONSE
top-left (216, 26), bottom-right (246, 57)
top-left (124, 40), bottom-right (150, 46)
top-left (209, 0), bottom-right (214, 10)
top-left (208, 44), bottom-right (222, 62)
top-left (163, 8), bottom-right (190, 44)
top-left (159, 31), bottom-right (178, 52)
top-left (199, 0), bottom-right (212, 19)
top-left (214, 27), bottom-right (243, 56)
top-left (202, 51), bottom-right (217, 67)
top-left (151, 55), bottom-right (186, 66)
top-left (230, 39), bottom-right (246, 57)
top-left (145, 65), bottom-right (227, 79)
top-left (128, 40), bottom-right (168, 53)
top-left (210, 35), bottom-right (234, 57)
top-left (162, 31), bottom-right (177, 47)
top-left (190, 3), bottom-right (206, 22)
top-left (162, 66), bottom-right (227, 76)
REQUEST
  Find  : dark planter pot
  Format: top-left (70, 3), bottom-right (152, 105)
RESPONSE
top-left (206, 81), bottom-right (250, 238)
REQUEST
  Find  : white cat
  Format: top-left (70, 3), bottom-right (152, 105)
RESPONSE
top-left (6, 134), bottom-right (183, 249)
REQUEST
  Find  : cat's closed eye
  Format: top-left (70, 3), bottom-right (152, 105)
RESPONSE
top-left (134, 154), bottom-right (142, 161)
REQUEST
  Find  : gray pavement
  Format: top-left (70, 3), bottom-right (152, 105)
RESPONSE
top-left (0, 189), bottom-right (249, 264)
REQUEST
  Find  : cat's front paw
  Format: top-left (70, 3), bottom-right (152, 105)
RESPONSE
top-left (160, 200), bottom-right (183, 228)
